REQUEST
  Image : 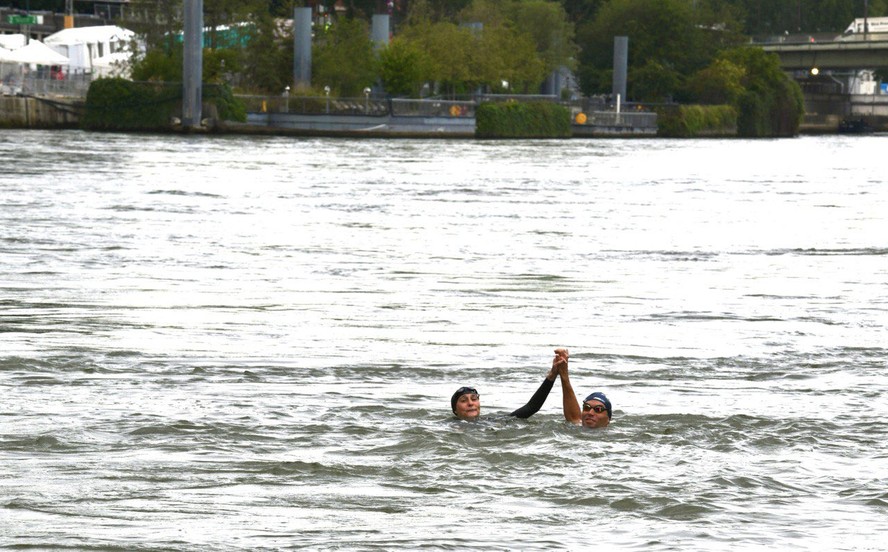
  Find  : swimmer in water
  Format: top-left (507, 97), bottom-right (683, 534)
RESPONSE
top-left (553, 348), bottom-right (612, 428)
top-left (451, 352), bottom-right (560, 421)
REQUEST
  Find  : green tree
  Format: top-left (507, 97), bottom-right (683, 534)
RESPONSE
top-left (240, 7), bottom-right (293, 93)
top-left (720, 46), bottom-right (804, 137)
top-left (120, 0), bottom-right (183, 54)
top-left (312, 17), bottom-right (378, 96)
top-left (378, 36), bottom-right (431, 96)
top-left (473, 23), bottom-right (547, 93)
top-left (507, 0), bottom-right (578, 75)
top-left (576, 0), bottom-right (742, 100)
top-left (684, 57), bottom-right (746, 105)
top-left (399, 20), bottom-right (474, 96)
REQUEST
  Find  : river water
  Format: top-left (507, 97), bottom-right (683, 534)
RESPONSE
top-left (1, 130), bottom-right (886, 550)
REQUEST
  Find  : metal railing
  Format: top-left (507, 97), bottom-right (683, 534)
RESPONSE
top-left (238, 94), bottom-right (477, 118)
top-left (585, 111), bottom-right (658, 129)
top-left (21, 73), bottom-right (91, 97)
top-left (391, 98), bottom-right (475, 117)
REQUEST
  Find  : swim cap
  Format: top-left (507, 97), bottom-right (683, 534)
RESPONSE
top-left (451, 386), bottom-right (479, 413)
top-left (584, 392), bottom-right (612, 419)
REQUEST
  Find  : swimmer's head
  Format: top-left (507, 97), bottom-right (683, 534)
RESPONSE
top-left (451, 386), bottom-right (481, 420)
top-left (582, 392), bottom-right (612, 428)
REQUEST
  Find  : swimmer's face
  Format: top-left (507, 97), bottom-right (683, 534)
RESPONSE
top-left (581, 400), bottom-right (609, 429)
top-left (454, 392), bottom-right (481, 420)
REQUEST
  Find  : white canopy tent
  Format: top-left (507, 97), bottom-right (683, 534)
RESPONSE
top-left (44, 25), bottom-right (136, 74)
top-left (0, 34), bottom-right (27, 50)
top-left (0, 40), bottom-right (69, 96)
top-left (2, 40), bottom-right (70, 66)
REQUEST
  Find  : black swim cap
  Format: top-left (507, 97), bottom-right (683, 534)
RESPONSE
top-left (451, 386), bottom-right (479, 413)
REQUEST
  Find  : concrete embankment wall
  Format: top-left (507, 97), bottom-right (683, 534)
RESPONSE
top-left (0, 96), bottom-right (83, 129)
top-left (231, 112), bottom-right (476, 138)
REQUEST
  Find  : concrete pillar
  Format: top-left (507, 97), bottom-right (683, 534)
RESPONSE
top-left (293, 7), bottom-right (312, 88)
top-left (543, 69), bottom-right (564, 97)
top-left (182, 0), bottom-right (203, 128)
top-left (612, 36), bottom-right (628, 103)
top-left (371, 14), bottom-right (390, 51)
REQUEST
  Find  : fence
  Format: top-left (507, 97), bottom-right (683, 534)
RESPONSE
top-left (21, 73), bottom-right (91, 97)
top-left (1, 68), bottom-right (92, 98)
top-left (585, 110), bottom-right (658, 130)
top-left (237, 94), bottom-right (477, 119)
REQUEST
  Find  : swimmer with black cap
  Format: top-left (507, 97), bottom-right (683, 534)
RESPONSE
top-left (553, 348), bottom-right (612, 428)
top-left (451, 353), bottom-right (560, 421)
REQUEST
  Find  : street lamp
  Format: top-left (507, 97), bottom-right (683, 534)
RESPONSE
top-left (283, 85), bottom-right (290, 113)
top-left (324, 85), bottom-right (331, 114)
top-left (363, 87), bottom-right (371, 112)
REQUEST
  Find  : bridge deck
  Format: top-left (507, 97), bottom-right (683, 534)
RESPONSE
top-left (761, 38), bottom-right (888, 70)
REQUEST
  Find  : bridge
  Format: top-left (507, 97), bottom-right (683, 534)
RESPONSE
top-left (761, 37), bottom-right (888, 70)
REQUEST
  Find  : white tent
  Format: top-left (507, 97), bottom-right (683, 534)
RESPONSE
top-left (3, 40), bottom-right (69, 66)
top-left (44, 25), bottom-right (135, 73)
top-left (0, 34), bottom-right (27, 50)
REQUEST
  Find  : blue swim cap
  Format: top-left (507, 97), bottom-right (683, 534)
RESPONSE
top-left (584, 392), bottom-right (612, 419)
top-left (451, 386), bottom-right (479, 414)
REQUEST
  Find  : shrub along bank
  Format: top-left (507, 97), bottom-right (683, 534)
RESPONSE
top-left (81, 78), bottom-right (246, 132)
top-left (475, 101), bottom-right (571, 138)
top-left (657, 104), bottom-right (738, 137)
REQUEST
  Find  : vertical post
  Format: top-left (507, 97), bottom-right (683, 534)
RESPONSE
top-left (864, 0), bottom-right (870, 40)
top-left (370, 14), bottom-right (390, 96)
top-left (371, 14), bottom-right (390, 51)
top-left (64, 0), bottom-right (74, 28)
top-left (182, 0), bottom-right (203, 129)
top-left (612, 36), bottom-right (628, 106)
top-left (293, 7), bottom-right (312, 88)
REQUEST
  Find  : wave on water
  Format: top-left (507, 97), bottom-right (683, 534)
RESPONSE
top-left (146, 190), bottom-right (225, 199)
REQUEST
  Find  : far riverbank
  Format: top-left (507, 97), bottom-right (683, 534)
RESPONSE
top-left (2, 93), bottom-right (885, 137)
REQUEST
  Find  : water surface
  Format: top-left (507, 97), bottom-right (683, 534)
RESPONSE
top-left (1, 131), bottom-right (887, 550)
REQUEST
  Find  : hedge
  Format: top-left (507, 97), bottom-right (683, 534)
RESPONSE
top-left (82, 78), bottom-right (245, 132)
top-left (475, 101), bottom-right (571, 138)
top-left (656, 104), bottom-right (738, 137)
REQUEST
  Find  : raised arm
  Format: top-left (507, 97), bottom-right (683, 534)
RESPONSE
top-left (554, 348), bottom-right (581, 424)
top-left (509, 354), bottom-right (559, 419)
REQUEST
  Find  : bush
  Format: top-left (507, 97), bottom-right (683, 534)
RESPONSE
top-left (82, 79), bottom-right (246, 131)
top-left (476, 101), bottom-right (571, 138)
top-left (82, 78), bottom-right (181, 131)
top-left (657, 104), bottom-right (737, 137)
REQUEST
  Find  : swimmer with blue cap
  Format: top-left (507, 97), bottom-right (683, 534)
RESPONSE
top-left (552, 348), bottom-right (612, 428)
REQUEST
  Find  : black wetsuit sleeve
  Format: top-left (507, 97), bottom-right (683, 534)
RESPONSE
top-left (509, 377), bottom-right (555, 419)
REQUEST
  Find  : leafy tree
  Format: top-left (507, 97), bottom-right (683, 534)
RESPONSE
top-left (684, 57), bottom-right (746, 105)
top-left (719, 46), bottom-right (803, 136)
top-left (240, 7), bottom-right (293, 93)
top-left (119, 0), bottom-right (183, 54)
top-left (399, 20), bottom-right (474, 96)
top-left (558, 0), bottom-right (608, 23)
top-left (378, 36), bottom-right (431, 96)
top-left (507, 0), bottom-right (578, 75)
top-left (576, 0), bottom-right (743, 100)
top-left (312, 17), bottom-right (378, 96)
top-left (473, 23), bottom-right (547, 93)
top-left (131, 46), bottom-right (183, 82)
top-left (630, 59), bottom-right (682, 102)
